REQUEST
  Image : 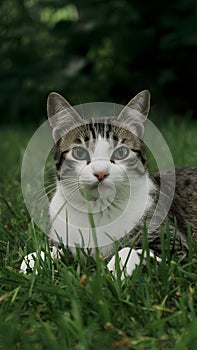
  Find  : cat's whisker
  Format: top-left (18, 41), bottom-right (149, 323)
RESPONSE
top-left (44, 183), bottom-right (57, 191)
top-left (44, 167), bottom-right (55, 174)
top-left (27, 183), bottom-right (57, 207)
top-left (59, 181), bottom-right (79, 191)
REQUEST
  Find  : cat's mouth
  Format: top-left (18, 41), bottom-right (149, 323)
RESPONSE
top-left (79, 179), bottom-right (114, 201)
top-left (79, 184), bottom-right (100, 201)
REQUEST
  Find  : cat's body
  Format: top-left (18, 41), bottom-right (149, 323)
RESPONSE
top-left (153, 167), bottom-right (197, 245)
top-left (47, 91), bottom-right (197, 260)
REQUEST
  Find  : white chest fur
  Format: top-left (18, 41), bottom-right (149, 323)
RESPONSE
top-left (49, 174), bottom-right (155, 257)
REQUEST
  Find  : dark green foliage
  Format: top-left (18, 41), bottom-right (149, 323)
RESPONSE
top-left (1, 0), bottom-right (197, 124)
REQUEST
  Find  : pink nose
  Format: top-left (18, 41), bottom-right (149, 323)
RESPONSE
top-left (94, 171), bottom-right (109, 181)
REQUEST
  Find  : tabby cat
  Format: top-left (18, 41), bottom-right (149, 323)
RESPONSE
top-left (47, 90), bottom-right (196, 260)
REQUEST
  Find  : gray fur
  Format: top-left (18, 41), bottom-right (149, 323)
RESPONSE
top-left (153, 167), bottom-right (197, 246)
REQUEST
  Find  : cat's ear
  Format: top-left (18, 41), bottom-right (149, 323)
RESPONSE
top-left (117, 90), bottom-right (150, 138)
top-left (47, 92), bottom-right (84, 141)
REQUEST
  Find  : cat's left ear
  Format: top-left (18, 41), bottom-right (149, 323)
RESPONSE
top-left (117, 90), bottom-right (150, 138)
top-left (47, 92), bottom-right (84, 142)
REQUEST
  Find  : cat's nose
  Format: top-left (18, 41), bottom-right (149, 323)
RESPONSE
top-left (94, 171), bottom-right (109, 181)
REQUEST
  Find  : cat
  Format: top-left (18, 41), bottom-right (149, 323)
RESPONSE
top-left (20, 90), bottom-right (197, 275)
top-left (47, 90), bottom-right (196, 256)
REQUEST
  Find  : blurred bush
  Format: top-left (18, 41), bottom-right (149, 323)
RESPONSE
top-left (0, 0), bottom-right (197, 124)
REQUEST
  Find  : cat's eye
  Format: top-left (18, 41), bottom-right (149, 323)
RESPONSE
top-left (111, 146), bottom-right (130, 160)
top-left (72, 146), bottom-right (90, 161)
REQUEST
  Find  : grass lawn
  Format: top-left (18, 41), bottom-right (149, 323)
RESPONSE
top-left (0, 117), bottom-right (197, 350)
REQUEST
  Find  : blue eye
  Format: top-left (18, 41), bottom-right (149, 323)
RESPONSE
top-left (111, 146), bottom-right (129, 160)
top-left (72, 147), bottom-right (90, 161)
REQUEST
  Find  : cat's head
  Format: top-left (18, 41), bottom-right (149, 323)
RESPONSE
top-left (47, 91), bottom-right (150, 208)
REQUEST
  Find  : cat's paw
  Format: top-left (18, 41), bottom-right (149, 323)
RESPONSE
top-left (107, 247), bottom-right (162, 279)
top-left (20, 251), bottom-right (44, 274)
top-left (20, 246), bottom-right (61, 274)
top-left (107, 247), bottom-right (141, 279)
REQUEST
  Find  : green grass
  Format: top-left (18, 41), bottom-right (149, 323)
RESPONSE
top-left (0, 118), bottom-right (197, 350)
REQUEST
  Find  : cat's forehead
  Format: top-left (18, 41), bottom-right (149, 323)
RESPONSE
top-left (59, 117), bottom-right (142, 150)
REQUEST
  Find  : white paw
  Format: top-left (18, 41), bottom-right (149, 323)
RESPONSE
top-left (107, 247), bottom-right (162, 279)
top-left (20, 246), bottom-right (61, 274)
top-left (107, 248), bottom-right (140, 279)
top-left (20, 251), bottom-right (43, 274)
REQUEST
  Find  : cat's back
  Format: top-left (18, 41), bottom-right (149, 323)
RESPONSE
top-left (152, 166), bottom-right (197, 241)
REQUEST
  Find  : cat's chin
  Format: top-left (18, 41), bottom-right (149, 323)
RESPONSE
top-left (81, 185), bottom-right (100, 201)
top-left (79, 181), bottom-right (114, 202)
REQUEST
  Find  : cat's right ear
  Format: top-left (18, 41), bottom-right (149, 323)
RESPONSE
top-left (47, 92), bottom-right (83, 142)
top-left (117, 90), bottom-right (151, 138)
